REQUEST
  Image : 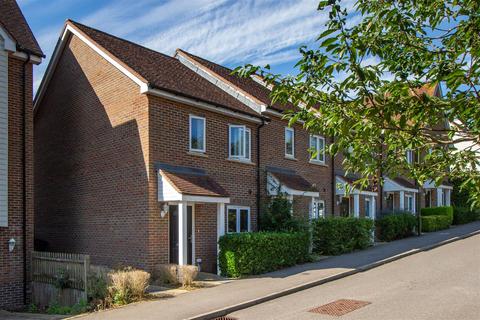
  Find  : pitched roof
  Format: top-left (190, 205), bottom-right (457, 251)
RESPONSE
top-left (336, 173), bottom-right (375, 192)
top-left (67, 21), bottom-right (260, 118)
top-left (267, 167), bottom-right (317, 192)
top-left (392, 177), bottom-right (417, 190)
top-left (176, 49), bottom-right (294, 113)
top-left (0, 0), bottom-right (43, 57)
top-left (157, 164), bottom-right (229, 198)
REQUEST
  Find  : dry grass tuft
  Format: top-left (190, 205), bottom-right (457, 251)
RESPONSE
top-left (178, 265), bottom-right (199, 288)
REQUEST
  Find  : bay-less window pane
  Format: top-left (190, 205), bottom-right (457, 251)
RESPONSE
top-left (240, 209), bottom-right (249, 232)
top-left (318, 137), bottom-right (325, 161)
top-left (228, 209), bottom-right (237, 233)
top-left (365, 199), bottom-right (371, 217)
top-left (230, 127), bottom-right (242, 157)
top-left (245, 129), bottom-right (250, 160)
top-left (190, 117), bottom-right (205, 151)
top-left (285, 128), bottom-right (294, 156)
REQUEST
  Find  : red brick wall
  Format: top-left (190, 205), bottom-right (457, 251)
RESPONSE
top-left (0, 56), bottom-right (34, 310)
top-left (259, 115), bottom-right (333, 220)
top-left (34, 35), bottom-right (151, 269)
top-left (147, 95), bottom-right (259, 272)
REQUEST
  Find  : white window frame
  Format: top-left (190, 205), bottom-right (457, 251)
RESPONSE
top-left (309, 135), bottom-right (325, 164)
top-left (285, 127), bottom-right (295, 158)
top-left (227, 206), bottom-right (251, 233)
top-left (228, 125), bottom-right (251, 161)
top-left (311, 198), bottom-right (325, 219)
top-left (189, 115), bottom-right (206, 153)
top-left (406, 149), bottom-right (414, 164)
top-left (406, 194), bottom-right (414, 212)
top-left (365, 198), bottom-right (371, 218)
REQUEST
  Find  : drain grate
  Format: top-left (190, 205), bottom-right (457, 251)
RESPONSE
top-left (309, 299), bottom-right (371, 316)
top-left (212, 317), bottom-right (238, 320)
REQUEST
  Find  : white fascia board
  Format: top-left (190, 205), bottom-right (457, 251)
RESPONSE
top-left (182, 195), bottom-right (230, 204)
top-left (383, 177), bottom-right (419, 193)
top-left (34, 24), bottom-right (148, 110)
top-left (11, 51), bottom-right (42, 64)
top-left (336, 176), bottom-right (377, 196)
top-left (146, 87), bottom-right (262, 124)
top-left (423, 180), bottom-right (453, 190)
top-left (176, 53), bottom-right (267, 114)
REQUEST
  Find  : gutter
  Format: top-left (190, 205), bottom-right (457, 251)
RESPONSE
top-left (22, 52), bottom-right (31, 305)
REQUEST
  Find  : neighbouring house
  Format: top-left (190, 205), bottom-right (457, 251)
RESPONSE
top-left (0, 0), bottom-right (43, 309)
top-left (34, 20), bottom-right (451, 275)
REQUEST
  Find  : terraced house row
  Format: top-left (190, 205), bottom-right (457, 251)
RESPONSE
top-left (33, 20), bottom-right (453, 275)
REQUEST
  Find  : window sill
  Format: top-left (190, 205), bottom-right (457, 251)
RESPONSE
top-left (188, 151), bottom-right (208, 158)
top-left (309, 160), bottom-right (327, 167)
top-left (285, 155), bottom-right (298, 161)
top-left (227, 158), bottom-right (255, 166)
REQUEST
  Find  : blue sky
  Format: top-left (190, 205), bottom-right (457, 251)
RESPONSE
top-left (17, 0), bottom-right (338, 91)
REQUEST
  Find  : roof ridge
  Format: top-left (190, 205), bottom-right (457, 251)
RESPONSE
top-left (176, 48), bottom-right (235, 73)
top-left (68, 19), bottom-right (178, 63)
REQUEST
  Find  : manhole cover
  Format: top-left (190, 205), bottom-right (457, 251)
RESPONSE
top-left (212, 317), bottom-right (238, 320)
top-left (309, 299), bottom-right (371, 316)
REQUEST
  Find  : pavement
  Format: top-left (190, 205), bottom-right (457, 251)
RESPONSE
top-left (228, 234), bottom-right (480, 320)
top-left (69, 221), bottom-right (480, 320)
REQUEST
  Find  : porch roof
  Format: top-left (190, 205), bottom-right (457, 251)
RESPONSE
top-left (383, 176), bottom-right (419, 193)
top-left (267, 166), bottom-right (319, 197)
top-left (336, 175), bottom-right (378, 196)
top-left (157, 163), bottom-right (230, 203)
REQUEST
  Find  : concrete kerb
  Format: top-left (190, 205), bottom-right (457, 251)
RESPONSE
top-left (188, 229), bottom-right (480, 320)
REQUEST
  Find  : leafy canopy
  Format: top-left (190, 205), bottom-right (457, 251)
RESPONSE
top-left (236, 0), bottom-right (480, 207)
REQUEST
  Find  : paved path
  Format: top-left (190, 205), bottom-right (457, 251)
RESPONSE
top-left (229, 234), bottom-right (480, 320)
top-left (74, 221), bottom-right (480, 320)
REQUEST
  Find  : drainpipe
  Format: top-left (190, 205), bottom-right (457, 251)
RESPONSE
top-left (256, 119), bottom-right (266, 230)
top-left (330, 136), bottom-right (335, 216)
top-left (22, 52), bottom-right (31, 305)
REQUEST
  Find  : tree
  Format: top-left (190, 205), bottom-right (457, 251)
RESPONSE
top-left (236, 0), bottom-right (480, 207)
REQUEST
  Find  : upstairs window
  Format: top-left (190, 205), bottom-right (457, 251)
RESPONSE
top-left (309, 135), bottom-right (325, 163)
top-left (285, 127), bottom-right (295, 158)
top-left (189, 115), bottom-right (205, 152)
top-left (229, 125), bottom-right (251, 161)
top-left (406, 149), bottom-right (414, 164)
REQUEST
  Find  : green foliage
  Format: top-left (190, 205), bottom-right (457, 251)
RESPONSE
top-left (53, 268), bottom-right (72, 290)
top-left (421, 215), bottom-right (451, 232)
top-left (235, 0), bottom-right (480, 206)
top-left (311, 217), bottom-right (374, 255)
top-left (453, 207), bottom-right (480, 225)
top-left (261, 194), bottom-right (308, 232)
top-left (27, 303), bottom-right (38, 313)
top-left (421, 206), bottom-right (453, 224)
top-left (375, 213), bottom-right (417, 242)
top-left (87, 271), bottom-right (108, 302)
top-left (218, 232), bottom-right (310, 277)
top-left (46, 299), bottom-right (88, 315)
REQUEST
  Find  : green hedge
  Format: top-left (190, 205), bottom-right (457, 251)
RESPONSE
top-left (453, 207), bottom-right (479, 225)
top-left (421, 215), bottom-right (451, 232)
top-left (311, 217), bottom-right (374, 256)
top-left (421, 206), bottom-right (453, 224)
top-left (218, 232), bottom-right (310, 277)
top-left (376, 213), bottom-right (417, 242)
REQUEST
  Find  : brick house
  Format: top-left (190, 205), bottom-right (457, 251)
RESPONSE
top-left (34, 21), bottom-right (263, 273)
top-left (0, 0), bottom-right (43, 309)
top-left (34, 20), bottom-right (451, 275)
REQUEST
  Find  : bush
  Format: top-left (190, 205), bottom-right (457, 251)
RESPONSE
top-left (261, 194), bottom-right (308, 232)
top-left (376, 213), bottom-right (417, 242)
top-left (108, 268), bottom-right (150, 305)
top-left (311, 217), bottom-right (374, 255)
top-left (178, 265), bottom-right (199, 287)
top-left (453, 207), bottom-right (480, 225)
top-left (153, 264), bottom-right (179, 285)
top-left (421, 206), bottom-right (453, 224)
top-left (219, 231), bottom-right (310, 277)
top-left (421, 215), bottom-right (451, 232)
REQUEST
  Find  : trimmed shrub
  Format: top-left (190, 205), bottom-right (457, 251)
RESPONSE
top-left (261, 194), bottom-right (309, 232)
top-left (453, 207), bottom-right (480, 225)
top-left (421, 215), bottom-right (451, 232)
top-left (311, 217), bottom-right (374, 255)
top-left (376, 213), bottom-right (417, 242)
top-left (178, 265), bottom-right (199, 287)
top-left (421, 206), bottom-right (453, 224)
top-left (219, 231), bottom-right (310, 278)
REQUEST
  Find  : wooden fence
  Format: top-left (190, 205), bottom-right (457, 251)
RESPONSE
top-left (32, 251), bottom-right (90, 307)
